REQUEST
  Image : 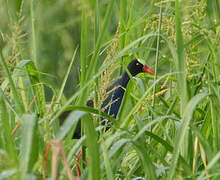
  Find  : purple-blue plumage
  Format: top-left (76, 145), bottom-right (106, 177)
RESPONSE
top-left (59, 59), bottom-right (154, 138)
top-left (101, 71), bottom-right (130, 118)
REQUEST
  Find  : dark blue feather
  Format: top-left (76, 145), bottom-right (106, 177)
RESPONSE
top-left (101, 72), bottom-right (130, 119)
top-left (100, 59), bottom-right (155, 127)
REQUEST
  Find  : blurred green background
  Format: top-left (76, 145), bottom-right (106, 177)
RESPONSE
top-left (0, 0), bottom-right (165, 98)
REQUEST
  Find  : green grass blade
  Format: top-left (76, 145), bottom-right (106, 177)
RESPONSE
top-left (175, 0), bottom-right (188, 113)
top-left (119, 0), bottom-right (127, 73)
top-left (30, 0), bottom-right (37, 65)
top-left (134, 115), bottom-right (179, 141)
top-left (56, 111), bottom-right (86, 140)
top-left (56, 47), bottom-right (78, 104)
top-left (152, 4), bottom-right (162, 107)
top-left (168, 92), bottom-right (208, 180)
top-left (133, 141), bottom-right (156, 180)
top-left (102, 143), bottom-right (114, 180)
top-left (26, 61), bottom-right (46, 116)
top-left (80, 3), bottom-right (87, 87)
top-left (209, 85), bottom-right (220, 153)
top-left (94, 0), bottom-right (100, 44)
top-left (108, 139), bottom-right (130, 158)
top-left (20, 114), bottom-right (38, 179)
top-left (84, 114), bottom-right (100, 180)
top-left (0, 87), bottom-right (15, 111)
top-left (0, 96), bottom-right (18, 165)
top-left (0, 50), bottom-right (24, 115)
top-left (117, 78), bottom-right (135, 121)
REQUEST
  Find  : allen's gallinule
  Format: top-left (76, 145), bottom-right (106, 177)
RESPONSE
top-left (59, 59), bottom-right (154, 179)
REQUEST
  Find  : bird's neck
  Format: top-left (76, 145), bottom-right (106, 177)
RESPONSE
top-left (121, 72), bottom-right (131, 88)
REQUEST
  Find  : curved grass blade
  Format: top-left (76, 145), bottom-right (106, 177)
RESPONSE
top-left (168, 92), bottom-right (208, 180)
top-left (0, 169), bottom-right (17, 180)
top-left (26, 60), bottom-right (46, 116)
top-left (56, 109), bottom-right (100, 180)
top-left (56, 111), bottom-right (86, 140)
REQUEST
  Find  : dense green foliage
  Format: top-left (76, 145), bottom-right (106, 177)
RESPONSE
top-left (0, 0), bottom-right (220, 179)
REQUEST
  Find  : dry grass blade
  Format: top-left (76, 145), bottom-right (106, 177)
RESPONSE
top-left (43, 142), bottom-right (51, 179)
top-left (192, 136), bottom-right (198, 174)
top-left (51, 140), bottom-right (60, 180)
top-left (60, 142), bottom-right (75, 180)
top-left (11, 120), bottom-right (22, 136)
top-left (199, 143), bottom-right (210, 180)
top-left (44, 140), bottom-right (75, 180)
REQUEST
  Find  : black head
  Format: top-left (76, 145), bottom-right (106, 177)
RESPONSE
top-left (127, 59), bottom-right (154, 76)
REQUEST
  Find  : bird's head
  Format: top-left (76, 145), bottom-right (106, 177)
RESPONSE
top-left (127, 59), bottom-right (154, 76)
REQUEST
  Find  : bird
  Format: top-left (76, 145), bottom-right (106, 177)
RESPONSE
top-left (60, 59), bottom-right (154, 135)
top-left (59, 59), bottom-right (154, 179)
top-left (101, 59), bottom-right (154, 128)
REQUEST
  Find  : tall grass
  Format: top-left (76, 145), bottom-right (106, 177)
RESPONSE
top-left (0, 0), bottom-right (220, 180)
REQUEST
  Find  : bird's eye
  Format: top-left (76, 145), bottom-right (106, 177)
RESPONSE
top-left (136, 62), bottom-right (140, 66)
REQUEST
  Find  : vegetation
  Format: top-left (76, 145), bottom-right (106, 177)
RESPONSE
top-left (0, 0), bottom-right (220, 179)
